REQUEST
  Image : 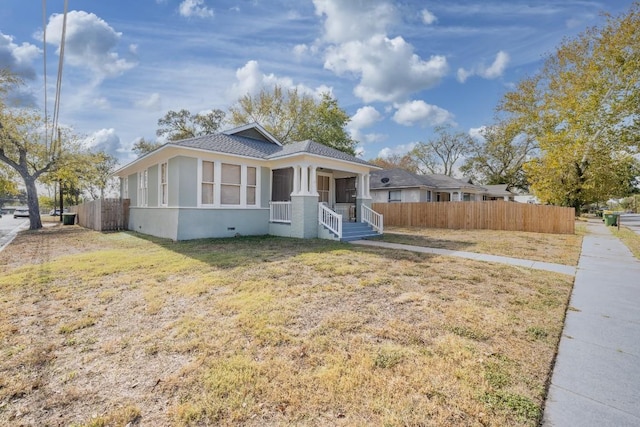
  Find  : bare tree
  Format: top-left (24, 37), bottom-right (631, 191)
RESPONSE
top-left (410, 126), bottom-right (472, 176)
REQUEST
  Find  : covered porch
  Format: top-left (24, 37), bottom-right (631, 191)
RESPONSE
top-left (267, 164), bottom-right (382, 241)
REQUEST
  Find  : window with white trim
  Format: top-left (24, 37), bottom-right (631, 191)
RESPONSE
top-left (246, 166), bottom-right (257, 205)
top-left (201, 161), bottom-right (215, 205)
top-left (138, 170), bottom-right (148, 206)
top-left (122, 177), bottom-right (129, 199)
top-left (221, 163), bottom-right (241, 205)
top-left (318, 175), bottom-right (330, 203)
top-left (388, 190), bottom-right (401, 202)
top-left (160, 162), bottom-right (168, 206)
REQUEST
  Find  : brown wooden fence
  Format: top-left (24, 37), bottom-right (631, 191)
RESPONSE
top-left (372, 201), bottom-right (575, 234)
top-left (70, 198), bottom-right (130, 232)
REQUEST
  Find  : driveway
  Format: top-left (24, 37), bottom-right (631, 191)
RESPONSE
top-left (620, 213), bottom-right (640, 235)
top-left (0, 214), bottom-right (29, 251)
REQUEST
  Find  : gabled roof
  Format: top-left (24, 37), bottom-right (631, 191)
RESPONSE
top-left (223, 122), bottom-right (282, 146)
top-left (370, 168), bottom-right (484, 191)
top-left (171, 132), bottom-right (282, 158)
top-left (266, 140), bottom-right (372, 166)
top-left (481, 184), bottom-right (514, 197)
top-left (115, 123), bottom-right (374, 176)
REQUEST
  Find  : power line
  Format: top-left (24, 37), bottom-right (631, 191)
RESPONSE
top-left (42, 0), bottom-right (48, 152)
top-left (51, 0), bottom-right (69, 157)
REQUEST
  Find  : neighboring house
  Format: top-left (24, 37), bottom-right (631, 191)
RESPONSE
top-left (481, 184), bottom-right (515, 201)
top-left (370, 169), bottom-right (515, 202)
top-left (114, 123), bottom-right (383, 241)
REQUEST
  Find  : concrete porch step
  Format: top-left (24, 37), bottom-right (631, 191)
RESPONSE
top-left (340, 222), bottom-right (381, 242)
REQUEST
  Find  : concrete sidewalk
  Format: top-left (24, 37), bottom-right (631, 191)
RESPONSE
top-left (351, 239), bottom-right (576, 275)
top-left (543, 220), bottom-right (640, 426)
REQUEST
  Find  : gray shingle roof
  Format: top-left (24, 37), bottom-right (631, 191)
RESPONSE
top-left (370, 168), bottom-right (484, 190)
top-left (171, 133), bottom-right (281, 158)
top-left (171, 134), bottom-right (373, 166)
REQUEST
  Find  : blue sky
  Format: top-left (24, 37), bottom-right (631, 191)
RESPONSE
top-left (0, 0), bottom-right (635, 167)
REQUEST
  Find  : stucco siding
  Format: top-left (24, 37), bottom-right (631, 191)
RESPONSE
top-left (269, 222), bottom-right (294, 238)
top-left (291, 195), bottom-right (319, 238)
top-left (129, 207), bottom-right (179, 240)
top-left (176, 208), bottom-right (270, 240)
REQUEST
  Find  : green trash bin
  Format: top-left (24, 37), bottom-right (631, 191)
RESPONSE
top-left (604, 213), bottom-right (618, 226)
top-left (62, 213), bottom-right (76, 225)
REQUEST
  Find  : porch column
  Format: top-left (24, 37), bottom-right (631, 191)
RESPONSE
top-left (300, 165), bottom-right (309, 195)
top-left (292, 165), bottom-right (300, 195)
top-left (310, 166), bottom-right (318, 196)
top-left (364, 174), bottom-right (371, 198)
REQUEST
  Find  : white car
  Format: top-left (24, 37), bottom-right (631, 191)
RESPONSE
top-left (13, 208), bottom-right (29, 218)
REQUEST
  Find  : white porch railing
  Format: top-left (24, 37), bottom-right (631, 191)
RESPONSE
top-left (361, 204), bottom-right (383, 234)
top-left (319, 203), bottom-right (342, 238)
top-left (270, 201), bottom-right (291, 223)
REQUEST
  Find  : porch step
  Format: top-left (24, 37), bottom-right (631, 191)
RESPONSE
top-left (340, 222), bottom-right (381, 242)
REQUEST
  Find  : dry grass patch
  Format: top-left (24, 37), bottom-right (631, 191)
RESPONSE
top-left (0, 225), bottom-right (574, 426)
top-left (611, 225), bottom-right (640, 260)
top-left (381, 225), bottom-right (584, 265)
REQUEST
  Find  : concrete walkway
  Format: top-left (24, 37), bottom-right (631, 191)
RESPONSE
top-left (543, 220), bottom-right (640, 426)
top-left (353, 223), bottom-right (640, 425)
top-left (351, 239), bottom-right (577, 275)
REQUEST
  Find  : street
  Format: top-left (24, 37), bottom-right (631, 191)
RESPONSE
top-left (620, 213), bottom-right (640, 236)
top-left (0, 214), bottom-right (29, 251)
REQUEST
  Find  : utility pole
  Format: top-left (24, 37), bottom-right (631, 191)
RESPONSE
top-left (57, 129), bottom-right (63, 222)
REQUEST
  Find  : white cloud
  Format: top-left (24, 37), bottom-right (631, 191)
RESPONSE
top-left (378, 142), bottom-right (417, 158)
top-left (481, 50), bottom-right (510, 79)
top-left (44, 11), bottom-right (136, 79)
top-left (469, 126), bottom-right (486, 140)
top-left (179, 0), bottom-right (214, 18)
top-left (421, 9), bottom-right (437, 25)
top-left (456, 68), bottom-right (473, 83)
top-left (92, 96), bottom-right (110, 109)
top-left (0, 32), bottom-right (40, 79)
top-left (227, 60), bottom-right (330, 101)
top-left (135, 92), bottom-right (162, 111)
top-left (314, 0), bottom-right (448, 103)
top-left (349, 106), bottom-right (382, 130)
top-left (392, 100), bottom-right (455, 127)
top-left (292, 44), bottom-right (311, 61)
top-left (346, 106), bottom-right (383, 143)
top-left (363, 133), bottom-right (387, 143)
top-left (83, 128), bottom-right (125, 159)
top-left (457, 50), bottom-right (510, 83)
top-left (313, 0), bottom-right (397, 44)
top-left (324, 35), bottom-right (448, 102)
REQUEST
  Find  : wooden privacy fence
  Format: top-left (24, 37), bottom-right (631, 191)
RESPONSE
top-left (372, 201), bottom-right (575, 234)
top-left (70, 198), bottom-right (130, 232)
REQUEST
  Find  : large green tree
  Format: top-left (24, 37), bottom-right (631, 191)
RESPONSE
top-left (131, 137), bottom-right (161, 157)
top-left (460, 121), bottom-right (537, 190)
top-left (0, 70), bottom-right (58, 229)
top-left (229, 86), bottom-right (357, 155)
top-left (500, 4), bottom-right (640, 210)
top-left (156, 108), bottom-right (226, 141)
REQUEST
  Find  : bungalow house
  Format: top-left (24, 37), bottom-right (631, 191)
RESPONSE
top-left (370, 168), bottom-right (488, 203)
top-left (114, 123), bottom-right (383, 241)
